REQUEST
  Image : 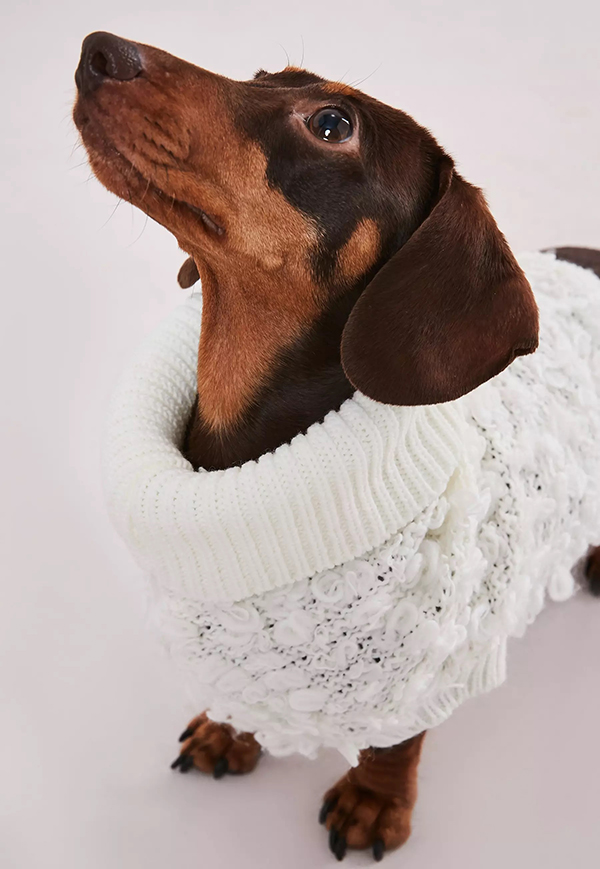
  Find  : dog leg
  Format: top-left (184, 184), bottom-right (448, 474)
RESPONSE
top-left (585, 547), bottom-right (600, 596)
top-left (319, 731), bottom-right (426, 861)
top-left (171, 712), bottom-right (262, 778)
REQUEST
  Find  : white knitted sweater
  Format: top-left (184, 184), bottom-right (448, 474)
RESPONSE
top-left (104, 252), bottom-right (600, 765)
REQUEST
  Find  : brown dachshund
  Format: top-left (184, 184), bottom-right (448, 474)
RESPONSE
top-left (73, 32), bottom-right (600, 861)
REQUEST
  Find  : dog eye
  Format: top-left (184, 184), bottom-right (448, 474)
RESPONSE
top-left (307, 108), bottom-right (353, 143)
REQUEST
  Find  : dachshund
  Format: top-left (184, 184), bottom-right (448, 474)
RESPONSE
top-left (73, 31), bottom-right (600, 861)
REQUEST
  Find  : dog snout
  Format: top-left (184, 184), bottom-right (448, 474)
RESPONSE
top-left (75, 31), bottom-right (143, 95)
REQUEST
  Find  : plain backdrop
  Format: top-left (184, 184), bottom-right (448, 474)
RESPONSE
top-left (1, 1), bottom-right (599, 867)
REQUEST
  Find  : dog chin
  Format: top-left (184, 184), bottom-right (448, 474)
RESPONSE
top-left (75, 108), bottom-right (223, 241)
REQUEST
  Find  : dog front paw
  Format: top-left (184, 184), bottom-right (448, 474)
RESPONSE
top-left (319, 775), bottom-right (413, 862)
top-left (171, 712), bottom-right (261, 778)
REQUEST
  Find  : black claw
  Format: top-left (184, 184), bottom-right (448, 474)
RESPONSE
top-left (335, 835), bottom-right (347, 861)
top-left (329, 826), bottom-right (339, 854)
top-left (319, 798), bottom-right (335, 825)
top-left (213, 757), bottom-right (229, 779)
top-left (170, 755), bottom-right (183, 769)
top-left (373, 838), bottom-right (385, 862)
top-left (179, 755), bottom-right (194, 773)
top-left (178, 726), bottom-right (196, 743)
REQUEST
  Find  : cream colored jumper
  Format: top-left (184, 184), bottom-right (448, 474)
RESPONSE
top-left (104, 252), bottom-right (600, 765)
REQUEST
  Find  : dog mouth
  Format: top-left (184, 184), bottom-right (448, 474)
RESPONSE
top-left (75, 108), bottom-right (225, 237)
top-left (151, 183), bottom-right (225, 236)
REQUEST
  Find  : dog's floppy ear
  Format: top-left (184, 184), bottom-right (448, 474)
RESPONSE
top-left (340, 156), bottom-right (539, 406)
top-left (177, 257), bottom-right (200, 288)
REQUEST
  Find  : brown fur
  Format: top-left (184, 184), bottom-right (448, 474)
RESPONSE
top-left (322, 80), bottom-right (361, 97)
top-left (321, 734), bottom-right (426, 859)
top-left (173, 713), bottom-right (261, 776)
top-left (553, 246), bottom-right (600, 276)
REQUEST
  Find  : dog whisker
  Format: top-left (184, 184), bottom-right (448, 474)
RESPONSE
top-left (70, 141), bottom-right (84, 159)
top-left (277, 42), bottom-right (291, 68)
top-left (346, 63), bottom-right (383, 89)
top-left (141, 176), bottom-right (151, 204)
top-left (68, 160), bottom-right (91, 172)
top-left (100, 197), bottom-right (123, 229)
top-left (127, 211), bottom-right (149, 247)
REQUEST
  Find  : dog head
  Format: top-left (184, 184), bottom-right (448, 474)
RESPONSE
top-left (74, 32), bottom-right (538, 414)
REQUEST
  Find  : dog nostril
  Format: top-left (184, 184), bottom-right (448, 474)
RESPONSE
top-left (90, 50), bottom-right (109, 78)
top-left (76, 31), bottom-right (143, 94)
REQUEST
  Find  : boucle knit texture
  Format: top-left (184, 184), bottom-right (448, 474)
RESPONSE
top-left (103, 251), bottom-right (600, 765)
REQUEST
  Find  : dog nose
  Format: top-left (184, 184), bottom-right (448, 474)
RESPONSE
top-left (75, 32), bottom-right (143, 95)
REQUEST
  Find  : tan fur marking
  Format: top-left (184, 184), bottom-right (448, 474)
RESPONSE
top-left (337, 219), bottom-right (380, 284)
top-left (195, 259), bottom-right (319, 433)
top-left (193, 142), bottom-right (321, 432)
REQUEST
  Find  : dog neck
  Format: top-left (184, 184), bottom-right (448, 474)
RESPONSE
top-left (183, 260), bottom-right (361, 471)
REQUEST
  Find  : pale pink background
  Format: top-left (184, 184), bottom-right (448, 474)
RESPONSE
top-left (1, 1), bottom-right (599, 867)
